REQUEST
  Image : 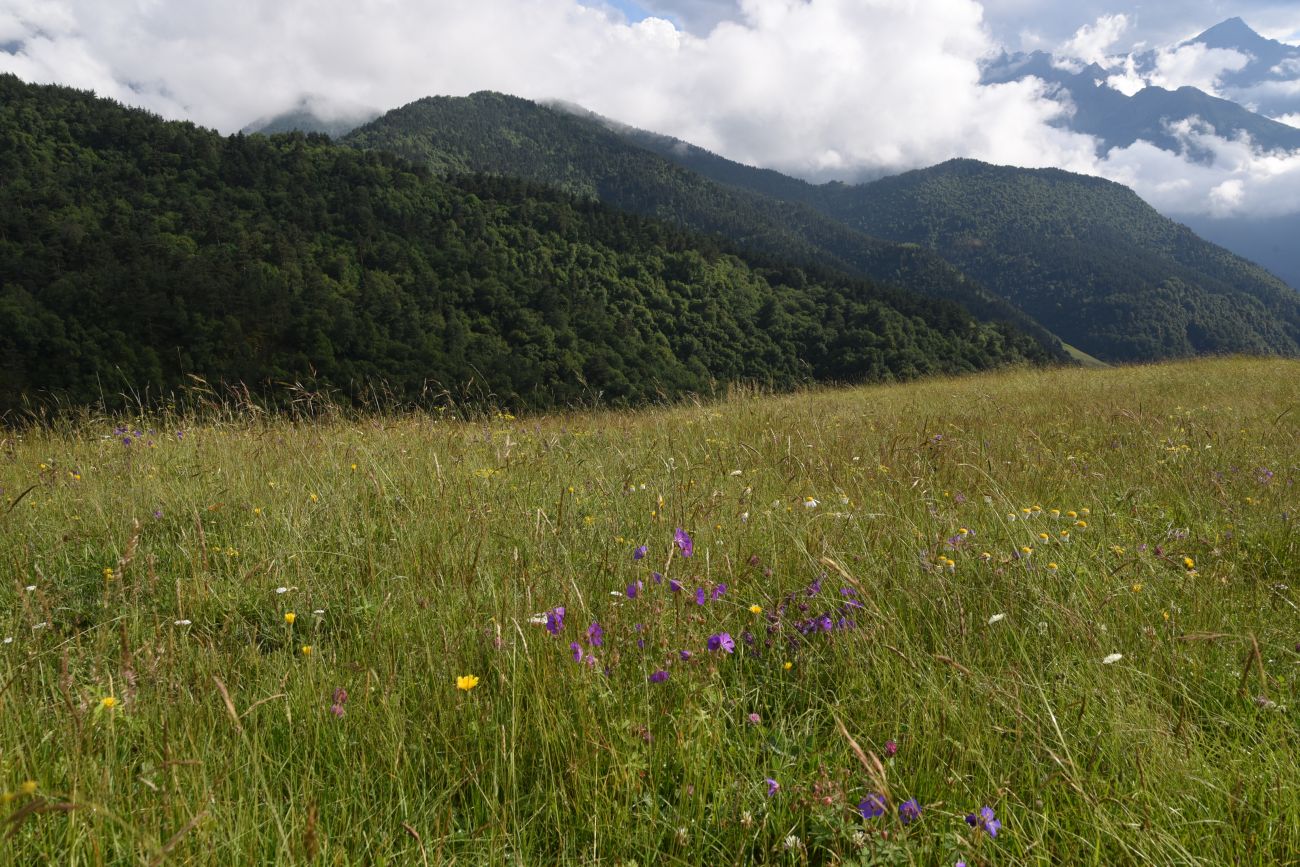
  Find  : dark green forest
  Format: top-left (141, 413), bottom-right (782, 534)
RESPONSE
top-left (818, 160), bottom-right (1300, 361)
top-left (0, 76), bottom-right (1050, 416)
top-left (615, 120), bottom-right (1300, 362)
top-left (343, 92), bottom-right (1065, 356)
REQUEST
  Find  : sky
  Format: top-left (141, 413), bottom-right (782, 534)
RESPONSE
top-left (3, 0), bottom-right (1300, 219)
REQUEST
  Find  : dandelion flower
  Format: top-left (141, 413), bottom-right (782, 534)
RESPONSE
top-left (749, 604), bottom-right (763, 615)
top-left (456, 674), bottom-right (480, 691)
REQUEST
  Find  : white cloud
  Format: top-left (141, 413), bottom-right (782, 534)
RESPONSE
top-left (1058, 13), bottom-right (1128, 67)
top-left (1095, 117), bottom-right (1300, 218)
top-left (1145, 43), bottom-right (1251, 94)
top-left (1275, 112), bottom-right (1300, 127)
top-left (1, 0), bottom-right (1299, 222)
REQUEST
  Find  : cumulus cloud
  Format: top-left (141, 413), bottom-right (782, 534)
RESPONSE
top-left (1094, 117), bottom-right (1300, 217)
top-left (1057, 13), bottom-right (1129, 67)
top-left (1144, 43), bottom-right (1252, 94)
top-left (0, 0), bottom-right (1298, 220)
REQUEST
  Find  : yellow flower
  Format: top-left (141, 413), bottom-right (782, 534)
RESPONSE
top-left (1183, 556), bottom-right (1195, 570)
top-left (456, 674), bottom-right (480, 691)
top-left (1047, 562), bottom-right (1059, 570)
top-left (783, 661), bottom-right (793, 671)
top-left (301, 645), bottom-right (313, 656)
top-left (309, 493), bottom-right (319, 503)
top-left (1020, 546), bottom-right (1033, 555)
top-left (284, 612), bottom-right (296, 625)
top-left (1131, 583), bottom-right (1143, 593)
top-left (1066, 510), bottom-right (1078, 519)
top-left (1162, 610), bottom-right (1170, 621)
top-left (19, 780), bottom-right (37, 796)
top-left (100, 696), bottom-right (117, 710)
top-left (749, 605), bottom-right (763, 615)
top-left (1038, 532), bottom-right (1049, 541)
top-left (103, 567), bottom-right (115, 581)
top-left (1075, 520), bottom-right (1087, 528)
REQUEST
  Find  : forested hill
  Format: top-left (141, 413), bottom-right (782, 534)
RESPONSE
top-left (342, 92), bottom-right (1065, 357)
top-left (0, 75), bottom-right (1051, 415)
top-left (610, 119), bottom-right (1300, 362)
top-left (820, 161), bottom-right (1300, 361)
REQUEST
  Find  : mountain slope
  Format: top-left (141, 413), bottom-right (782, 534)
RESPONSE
top-left (816, 159), bottom-right (1300, 361)
top-left (0, 74), bottom-right (1049, 414)
top-left (595, 113), bottom-right (1300, 362)
top-left (342, 92), bottom-right (1066, 357)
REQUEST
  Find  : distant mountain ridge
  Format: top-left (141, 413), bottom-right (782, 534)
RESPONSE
top-left (980, 48), bottom-right (1300, 157)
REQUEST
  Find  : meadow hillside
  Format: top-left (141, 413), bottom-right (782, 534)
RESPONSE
top-left (1, 358), bottom-right (1298, 865)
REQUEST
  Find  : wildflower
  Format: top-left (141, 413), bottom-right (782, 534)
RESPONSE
top-left (749, 604), bottom-right (763, 614)
top-left (748, 712), bottom-right (761, 724)
top-left (899, 798), bottom-right (922, 824)
top-left (711, 583), bottom-right (727, 601)
top-left (1038, 532), bottom-right (1049, 541)
top-left (804, 497), bottom-right (819, 509)
top-left (679, 650), bottom-right (692, 660)
top-left (284, 612), bottom-right (296, 625)
top-left (1075, 520), bottom-right (1087, 528)
top-left (706, 633), bottom-right (735, 653)
top-left (783, 661), bottom-right (792, 670)
top-left (1131, 583), bottom-right (1143, 592)
top-left (456, 674), bottom-right (480, 691)
top-left (1046, 562), bottom-right (1059, 571)
top-left (276, 586), bottom-right (289, 594)
top-left (858, 793), bottom-right (887, 819)
top-left (19, 780), bottom-right (37, 796)
top-left (102, 567), bottom-right (114, 581)
top-left (649, 669), bottom-right (669, 683)
top-left (668, 578), bottom-right (682, 593)
top-left (965, 806), bottom-right (1001, 838)
top-left (988, 613), bottom-right (1006, 625)
top-left (545, 606), bottom-right (565, 636)
top-left (1102, 653), bottom-right (1123, 665)
top-left (570, 642), bottom-right (583, 662)
top-left (301, 645), bottom-right (312, 656)
top-left (586, 621), bottom-right (603, 647)
top-left (626, 581), bottom-right (640, 599)
top-left (766, 778), bottom-right (780, 796)
top-left (782, 835), bottom-right (802, 851)
top-left (695, 587), bottom-right (707, 606)
top-left (885, 740), bottom-right (898, 757)
top-left (100, 696), bottom-right (117, 710)
top-left (1183, 556), bottom-right (1196, 570)
top-left (674, 527), bottom-right (694, 557)
top-left (633, 545), bottom-right (647, 561)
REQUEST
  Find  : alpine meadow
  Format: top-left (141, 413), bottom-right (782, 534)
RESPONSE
top-left (5, 4), bottom-right (1300, 865)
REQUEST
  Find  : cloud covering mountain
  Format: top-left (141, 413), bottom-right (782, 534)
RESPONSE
top-left (2, 1), bottom-right (1298, 221)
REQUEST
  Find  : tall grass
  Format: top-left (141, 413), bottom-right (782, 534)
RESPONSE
top-left (1, 357), bottom-right (1298, 865)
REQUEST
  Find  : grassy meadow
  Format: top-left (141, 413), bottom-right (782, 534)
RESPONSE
top-left (2, 357), bottom-right (1298, 865)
